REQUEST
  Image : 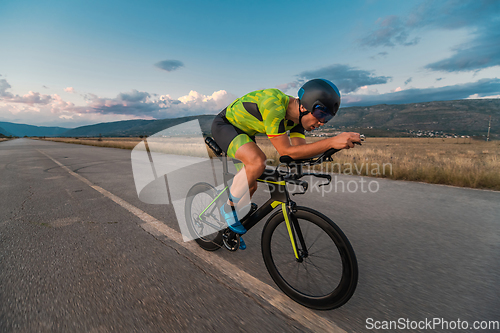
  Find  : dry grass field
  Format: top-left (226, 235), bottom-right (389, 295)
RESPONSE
top-left (40, 136), bottom-right (500, 190)
top-left (0, 138), bottom-right (12, 143)
top-left (257, 137), bottom-right (500, 191)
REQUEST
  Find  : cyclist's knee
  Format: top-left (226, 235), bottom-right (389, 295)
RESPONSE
top-left (236, 145), bottom-right (266, 175)
top-left (247, 155), bottom-right (266, 175)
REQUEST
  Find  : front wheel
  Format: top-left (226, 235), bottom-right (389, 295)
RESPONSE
top-left (261, 207), bottom-right (358, 310)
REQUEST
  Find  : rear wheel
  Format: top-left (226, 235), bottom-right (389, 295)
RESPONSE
top-left (185, 183), bottom-right (225, 251)
top-left (261, 207), bottom-right (358, 310)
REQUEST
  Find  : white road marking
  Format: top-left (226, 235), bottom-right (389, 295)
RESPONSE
top-left (38, 149), bottom-right (347, 333)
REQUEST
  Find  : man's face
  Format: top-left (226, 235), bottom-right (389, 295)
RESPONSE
top-left (301, 109), bottom-right (325, 131)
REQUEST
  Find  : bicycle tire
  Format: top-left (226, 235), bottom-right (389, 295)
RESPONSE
top-left (261, 207), bottom-right (358, 310)
top-left (185, 182), bottom-right (224, 251)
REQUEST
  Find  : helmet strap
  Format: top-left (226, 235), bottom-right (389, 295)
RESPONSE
top-left (298, 99), bottom-right (310, 126)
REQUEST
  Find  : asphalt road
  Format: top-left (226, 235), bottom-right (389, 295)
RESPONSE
top-left (1, 139), bottom-right (499, 332)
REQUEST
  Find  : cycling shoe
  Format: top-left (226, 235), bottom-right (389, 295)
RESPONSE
top-left (239, 236), bottom-right (246, 250)
top-left (219, 204), bottom-right (247, 235)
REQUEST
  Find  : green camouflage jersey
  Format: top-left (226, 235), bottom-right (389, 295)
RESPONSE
top-left (225, 88), bottom-right (305, 140)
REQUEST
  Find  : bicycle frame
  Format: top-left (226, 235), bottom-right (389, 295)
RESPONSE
top-left (201, 152), bottom-right (308, 261)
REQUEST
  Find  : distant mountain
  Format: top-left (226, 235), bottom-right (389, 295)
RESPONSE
top-left (59, 119), bottom-right (153, 137)
top-left (0, 122), bottom-right (69, 137)
top-left (0, 127), bottom-right (12, 137)
top-left (120, 115), bottom-right (215, 136)
top-left (59, 115), bottom-right (216, 137)
top-left (326, 99), bottom-right (499, 138)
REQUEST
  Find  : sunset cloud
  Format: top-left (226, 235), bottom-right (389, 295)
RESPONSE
top-left (0, 77), bottom-right (237, 126)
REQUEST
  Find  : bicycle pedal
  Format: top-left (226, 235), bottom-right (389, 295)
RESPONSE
top-left (222, 230), bottom-right (240, 252)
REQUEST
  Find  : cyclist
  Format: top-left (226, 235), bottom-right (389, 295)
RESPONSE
top-left (211, 79), bottom-right (361, 249)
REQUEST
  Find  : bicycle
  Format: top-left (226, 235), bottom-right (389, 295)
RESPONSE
top-left (184, 137), bottom-right (358, 310)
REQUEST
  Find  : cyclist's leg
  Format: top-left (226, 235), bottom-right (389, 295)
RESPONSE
top-left (223, 139), bottom-right (264, 244)
top-left (212, 113), bottom-right (257, 236)
top-left (231, 141), bottom-right (266, 205)
top-left (212, 112), bottom-right (264, 206)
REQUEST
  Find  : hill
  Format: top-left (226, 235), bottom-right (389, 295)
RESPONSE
top-left (0, 127), bottom-right (13, 137)
top-left (59, 119), bottom-right (153, 137)
top-left (59, 115), bottom-right (215, 137)
top-left (0, 122), bottom-right (69, 137)
top-left (327, 99), bottom-right (499, 138)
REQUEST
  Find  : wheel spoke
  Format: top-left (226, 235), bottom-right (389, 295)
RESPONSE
top-left (306, 257), bottom-right (334, 278)
top-left (303, 260), bottom-right (324, 295)
top-left (280, 262), bottom-right (295, 274)
top-left (307, 253), bottom-right (337, 260)
top-left (308, 244), bottom-right (336, 257)
top-left (307, 234), bottom-right (327, 253)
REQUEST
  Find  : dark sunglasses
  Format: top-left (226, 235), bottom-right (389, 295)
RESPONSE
top-left (311, 104), bottom-right (334, 123)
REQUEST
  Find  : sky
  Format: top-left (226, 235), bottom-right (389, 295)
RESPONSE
top-left (1, 0), bottom-right (499, 128)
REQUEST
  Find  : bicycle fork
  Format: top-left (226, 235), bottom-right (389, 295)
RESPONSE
top-left (282, 202), bottom-right (308, 262)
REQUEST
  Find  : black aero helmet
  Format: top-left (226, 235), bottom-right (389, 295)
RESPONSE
top-left (298, 79), bottom-right (341, 124)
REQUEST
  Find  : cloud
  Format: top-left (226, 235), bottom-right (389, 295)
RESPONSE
top-left (154, 60), bottom-right (184, 72)
top-left (356, 85), bottom-right (379, 95)
top-left (361, 1), bottom-right (498, 48)
top-left (296, 64), bottom-right (391, 93)
top-left (10, 91), bottom-right (53, 105)
top-left (370, 52), bottom-right (388, 60)
top-left (64, 87), bottom-right (75, 93)
top-left (276, 81), bottom-right (299, 91)
top-left (117, 89), bottom-right (150, 102)
top-left (1, 79), bottom-right (53, 104)
top-left (342, 78), bottom-right (500, 106)
top-left (0, 79), bottom-right (13, 98)
top-left (467, 93), bottom-right (500, 99)
top-left (73, 88), bottom-right (236, 120)
top-left (359, 1), bottom-right (500, 72)
top-left (405, 0), bottom-right (498, 31)
top-left (404, 77), bottom-right (412, 85)
top-left (0, 78), bottom-right (238, 127)
top-left (81, 91), bottom-right (156, 116)
top-left (156, 90), bottom-right (236, 117)
top-left (424, 21), bottom-right (500, 72)
top-left (360, 15), bottom-right (420, 47)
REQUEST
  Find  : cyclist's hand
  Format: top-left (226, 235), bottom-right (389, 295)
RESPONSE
top-left (330, 132), bottom-right (361, 150)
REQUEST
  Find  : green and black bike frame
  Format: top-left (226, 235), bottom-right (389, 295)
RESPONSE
top-left (214, 152), bottom-right (313, 261)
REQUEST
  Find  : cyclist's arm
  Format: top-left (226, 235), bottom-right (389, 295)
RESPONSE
top-left (270, 132), bottom-right (361, 159)
top-left (290, 137), bottom-right (306, 146)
